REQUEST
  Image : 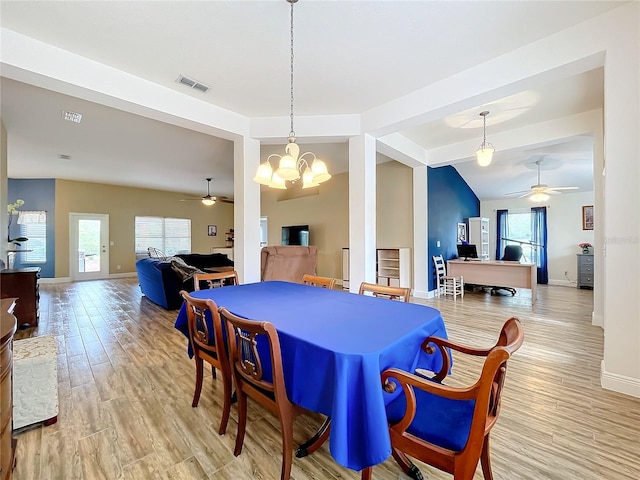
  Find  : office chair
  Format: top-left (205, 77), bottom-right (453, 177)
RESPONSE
top-left (491, 245), bottom-right (523, 296)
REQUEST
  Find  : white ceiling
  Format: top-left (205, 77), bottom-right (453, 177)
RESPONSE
top-left (0, 0), bottom-right (619, 200)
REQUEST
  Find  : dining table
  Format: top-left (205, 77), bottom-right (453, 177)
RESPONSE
top-left (174, 280), bottom-right (448, 472)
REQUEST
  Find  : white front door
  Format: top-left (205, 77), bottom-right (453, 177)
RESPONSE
top-left (69, 213), bottom-right (110, 281)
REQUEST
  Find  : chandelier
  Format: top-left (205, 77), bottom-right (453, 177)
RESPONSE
top-left (253, 0), bottom-right (331, 190)
top-left (476, 110), bottom-right (495, 167)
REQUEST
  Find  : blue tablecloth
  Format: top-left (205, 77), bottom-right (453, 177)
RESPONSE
top-left (174, 281), bottom-right (448, 471)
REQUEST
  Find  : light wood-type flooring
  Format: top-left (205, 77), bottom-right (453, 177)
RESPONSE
top-left (11, 279), bottom-right (640, 480)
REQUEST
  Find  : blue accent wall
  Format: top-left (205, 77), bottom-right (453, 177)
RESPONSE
top-left (428, 166), bottom-right (479, 291)
top-left (8, 179), bottom-right (56, 277)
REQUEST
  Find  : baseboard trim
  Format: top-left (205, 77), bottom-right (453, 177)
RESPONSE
top-left (110, 272), bottom-right (137, 279)
top-left (592, 312), bottom-right (604, 328)
top-left (412, 289), bottom-right (431, 299)
top-left (39, 277), bottom-right (71, 284)
top-left (601, 360), bottom-right (640, 398)
top-left (547, 279), bottom-right (577, 287)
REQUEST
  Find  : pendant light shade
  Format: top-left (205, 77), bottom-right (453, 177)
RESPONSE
top-left (476, 111), bottom-right (494, 167)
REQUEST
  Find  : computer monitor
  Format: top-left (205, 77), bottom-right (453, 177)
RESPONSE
top-left (457, 243), bottom-right (478, 260)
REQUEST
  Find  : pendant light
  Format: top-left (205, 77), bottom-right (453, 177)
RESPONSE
top-left (253, 0), bottom-right (331, 189)
top-left (476, 111), bottom-right (495, 167)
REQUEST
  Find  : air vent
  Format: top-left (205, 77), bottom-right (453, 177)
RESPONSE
top-left (61, 110), bottom-right (82, 123)
top-left (58, 154), bottom-right (72, 160)
top-left (176, 74), bottom-right (210, 93)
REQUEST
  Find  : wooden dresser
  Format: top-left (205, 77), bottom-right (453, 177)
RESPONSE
top-left (1, 298), bottom-right (17, 480)
top-left (0, 268), bottom-right (40, 329)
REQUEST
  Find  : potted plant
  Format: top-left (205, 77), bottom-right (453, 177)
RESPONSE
top-left (579, 242), bottom-right (592, 254)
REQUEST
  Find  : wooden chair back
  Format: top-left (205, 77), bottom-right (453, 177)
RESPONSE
top-left (358, 282), bottom-right (411, 302)
top-left (302, 274), bottom-right (336, 289)
top-left (433, 255), bottom-right (447, 278)
top-left (432, 255), bottom-right (464, 299)
top-left (179, 290), bottom-right (233, 435)
top-left (219, 307), bottom-right (298, 480)
top-left (193, 270), bottom-right (239, 290)
top-left (362, 317), bottom-right (524, 480)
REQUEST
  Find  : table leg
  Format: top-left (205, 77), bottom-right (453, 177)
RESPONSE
top-left (295, 417), bottom-right (331, 458)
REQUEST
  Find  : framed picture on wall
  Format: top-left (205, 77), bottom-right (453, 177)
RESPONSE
top-left (208, 225), bottom-right (217, 236)
top-left (457, 222), bottom-right (467, 243)
top-left (582, 205), bottom-right (594, 230)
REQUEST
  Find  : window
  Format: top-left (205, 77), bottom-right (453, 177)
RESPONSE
top-left (505, 211), bottom-right (533, 261)
top-left (18, 211), bottom-right (47, 263)
top-left (135, 216), bottom-right (191, 257)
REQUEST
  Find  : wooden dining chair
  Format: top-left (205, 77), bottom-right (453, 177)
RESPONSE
top-left (358, 282), bottom-right (411, 302)
top-left (219, 307), bottom-right (301, 480)
top-left (361, 317), bottom-right (524, 480)
top-left (433, 255), bottom-right (464, 300)
top-left (193, 270), bottom-right (239, 290)
top-left (179, 291), bottom-right (233, 435)
top-left (302, 274), bottom-right (336, 289)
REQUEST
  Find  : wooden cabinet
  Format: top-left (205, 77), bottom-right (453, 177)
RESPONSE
top-left (1, 299), bottom-right (17, 480)
top-left (468, 217), bottom-right (490, 260)
top-left (0, 268), bottom-right (41, 329)
top-left (376, 248), bottom-right (411, 288)
top-left (577, 254), bottom-right (594, 289)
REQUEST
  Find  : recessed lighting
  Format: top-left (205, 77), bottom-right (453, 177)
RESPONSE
top-left (58, 154), bottom-right (72, 160)
top-left (61, 110), bottom-right (82, 123)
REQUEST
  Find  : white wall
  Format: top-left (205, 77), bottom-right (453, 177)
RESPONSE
top-left (481, 191), bottom-right (594, 285)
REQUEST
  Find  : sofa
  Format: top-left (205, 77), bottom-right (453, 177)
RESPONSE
top-left (136, 253), bottom-right (234, 309)
top-left (260, 246), bottom-right (317, 283)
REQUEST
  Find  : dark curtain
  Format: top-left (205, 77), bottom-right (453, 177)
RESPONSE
top-left (531, 206), bottom-right (548, 284)
top-left (496, 209), bottom-right (508, 260)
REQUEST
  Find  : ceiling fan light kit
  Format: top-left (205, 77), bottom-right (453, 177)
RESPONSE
top-left (476, 111), bottom-right (494, 167)
top-left (252, 0), bottom-right (331, 190)
top-left (505, 158), bottom-right (578, 202)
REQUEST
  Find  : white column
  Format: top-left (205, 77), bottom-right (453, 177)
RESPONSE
top-left (600, 5), bottom-right (640, 397)
top-left (348, 134), bottom-right (377, 292)
top-left (412, 165), bottom-right (429, 298)
top-left (592, 113), bottom-right (604, 328)
top-left (233, 137), bottom-right (262, 284)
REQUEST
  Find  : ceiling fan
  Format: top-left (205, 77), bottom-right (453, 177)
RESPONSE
top-left (180, 178), bottom-right (234, 206)
top-left (505, 158), bottom-right (578, 201)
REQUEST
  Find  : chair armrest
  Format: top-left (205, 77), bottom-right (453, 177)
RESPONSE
top-left (422, 335), bottom-right (494, 358)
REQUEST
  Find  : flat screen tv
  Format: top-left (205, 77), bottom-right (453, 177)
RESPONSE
top-left (281, 225), bottom-right (310, 246)
top-left (457, 243), bottom-right (478, 260)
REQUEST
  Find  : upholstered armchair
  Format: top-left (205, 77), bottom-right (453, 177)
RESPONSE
top-left (261, 246), bottom-right (318, 283)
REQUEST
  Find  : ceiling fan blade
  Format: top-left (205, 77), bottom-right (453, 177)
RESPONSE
top-left (517, 191), bottom-right (534, 199)
top-left (504, 190), bottom-right (531, 196)
top-left (547, 186), bottom-right (579, 191)
top-left (214, 196), bottom-right (234, 204)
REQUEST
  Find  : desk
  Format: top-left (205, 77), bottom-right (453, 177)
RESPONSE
top-left (174, 281), bottom-right (447, 471)
top-left (447, 259), bottom-right (536, 305)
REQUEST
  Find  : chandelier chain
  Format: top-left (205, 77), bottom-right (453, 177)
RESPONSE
top-left (482, 113), bottom-right (486, 146)
top-left (289, 0), bottom-right (295, 138)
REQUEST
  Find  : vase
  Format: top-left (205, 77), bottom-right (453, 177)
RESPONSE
top-left (582, 247), bottom-right (590, 254)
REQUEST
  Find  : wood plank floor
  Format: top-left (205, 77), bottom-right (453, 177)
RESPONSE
top-left (12, 279), bottom-right (640, 480)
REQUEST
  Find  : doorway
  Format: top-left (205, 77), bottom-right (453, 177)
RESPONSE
top-left (69, 213), bottom-right (110, 281)
top-left (260, 216), bottom-right (268, 248)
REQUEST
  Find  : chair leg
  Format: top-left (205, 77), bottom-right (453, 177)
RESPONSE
top-left (480, 434), bottom-right (494, 480)
top-left (217, 370), bottom-right (233, 435)
top-left (391, 447), bottom-right (425, 479)
top-left (361, 466), bottom-right (373, 480)
top-left (192, 356), bottom-right (204, 408)
top-left (279, 415), bottom-right (295, 480)
top-left (234, 388), bottom-right (248, 457)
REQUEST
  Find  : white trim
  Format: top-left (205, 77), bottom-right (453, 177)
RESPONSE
top-left (412, 289), bottom-right (432, 300)
top-left (38, 277), bottom-right (71, 284)
top-left (592, 312), bottom-right (603, 328)
top-left (110, 272), bottom-right (138, 279)
top-left (601, 360), bottom-right (640, 398)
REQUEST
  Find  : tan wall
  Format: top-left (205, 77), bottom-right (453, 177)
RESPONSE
top-left (55, 179), bottom-right (234, 277)
top-left (376, 160), bottom-right (414, 249)
top-left (260, 160), bottom-right (413, 281)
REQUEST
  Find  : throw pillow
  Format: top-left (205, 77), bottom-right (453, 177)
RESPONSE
top-left (169, 256), bottom-right (203, 282)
